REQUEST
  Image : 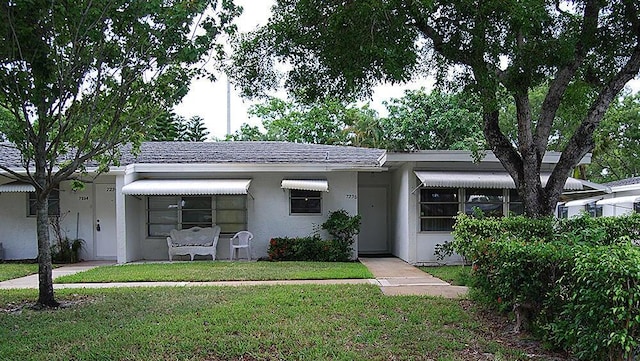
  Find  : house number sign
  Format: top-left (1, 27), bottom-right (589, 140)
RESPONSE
top-left (345, 194), bottom-right (357, 199)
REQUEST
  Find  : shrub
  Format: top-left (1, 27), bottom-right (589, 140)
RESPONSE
top-left (451, 213), bottom-right (640, 360)
top-left (267, 210), bottom-right (361, 262)
top-left (548, 244), bottom-right (640, 361)
top-left (51, 238), bottom-right (84, 264)
top-left (267, 236), bottom-right (352, 262)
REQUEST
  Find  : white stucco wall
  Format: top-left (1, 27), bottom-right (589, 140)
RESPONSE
top-left (0, 192), bottom-right (37, 260)
top-left (132, 171), bottom-right (360, 261)
top-left (389, 164), bottom-right (411, 262)
top-left (0, 179), bottom-right (99, 261)
top-left (58, 181), bottom-right (95, 261)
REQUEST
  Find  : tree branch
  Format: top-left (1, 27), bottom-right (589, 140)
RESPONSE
top-left (535, 0), bottom-right (600, 157)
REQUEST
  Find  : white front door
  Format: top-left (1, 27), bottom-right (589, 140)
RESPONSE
top-left (94, 184), bottom-right (117, 259)
top-left (358, 187), bottom-right (388, 254)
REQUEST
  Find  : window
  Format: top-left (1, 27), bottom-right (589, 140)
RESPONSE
top-left (147, 195), bottom-right (246, 237)
top-left (557, 204), bottom-right (568, 219)
top-left (634, 202), bottom-right (639, 213)
top-left (420, 188), bottom-right (458, 231)
top-left (290, 190), bottom-right (322, 214)
top-left (508, 190), bottom-right (524, 216)
top-left (585, 202), bottom-right (602, 217)
top-left (464, 188), bottom-right (504, 217)
top-left (28, 190), bottom-right (60, 217)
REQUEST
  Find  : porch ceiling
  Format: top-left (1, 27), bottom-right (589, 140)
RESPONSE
top-left (121, 179), bottom-right (252, 196)
top-left (414, 171), bottom-right (584, 191)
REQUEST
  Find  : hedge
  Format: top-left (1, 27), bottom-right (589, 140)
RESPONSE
top-left (451, 213), bottom-right (640, 361)
top-left (267, 236), bottom-right (352, 262)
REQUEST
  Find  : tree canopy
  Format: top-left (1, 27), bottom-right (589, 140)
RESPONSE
top-left (229, 0), bottom-right (640, 217)
top-left (227, 89), bottom-right (484, 151)
top-left (0, 0), bottom-right (239, 306)
top-left (589, 92), bottom-right (640, 182)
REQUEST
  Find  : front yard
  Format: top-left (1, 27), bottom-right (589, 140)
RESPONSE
top-left (0, 263), bottom-right (38, 282)
top-left (1, 285), bottom-right (551, 361)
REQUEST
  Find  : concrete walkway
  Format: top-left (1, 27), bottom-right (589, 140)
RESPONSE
top-left (359, 257), bottom-right (468, 298)
top-left (0, 258), bottom-right (468, 298)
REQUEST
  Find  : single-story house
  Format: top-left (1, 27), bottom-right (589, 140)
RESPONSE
top-left (560, 176), bottom-right (640, 218)
top-left (0, 141), bottom-right (595, 265)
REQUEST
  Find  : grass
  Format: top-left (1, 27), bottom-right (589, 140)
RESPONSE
top-left (0, 263), bottom-right (38, 282)
top-left (421, 265), bottom-right (472, 286)
top-left (55, 261), bottom-right (373, 283)
top-left (0, 285), bottom-right (529, 360)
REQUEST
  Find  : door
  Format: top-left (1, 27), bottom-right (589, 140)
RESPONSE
top-left (94, 184), bottom-right (117, 259)
top-left (358, 187), bottom-right (388, 254)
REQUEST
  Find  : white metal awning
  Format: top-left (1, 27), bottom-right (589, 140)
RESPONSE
top-left (564, 197), bottom-right (601, 207)
top-left (596, 195), bottom-right (640, 205)
top-left (0, 182), bottom-right (35, 193)
top-left (122, 179), bottom-right (252, 196)
top-left (414, 171), bottom-right (584, 191)
top-left (281, 179), bottom-right (329, 192)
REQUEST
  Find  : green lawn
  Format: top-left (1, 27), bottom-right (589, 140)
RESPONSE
top-left (421, 265), bottom-right (472, 286)
top-left (0, 264), bottom-right (38, 282)
top-left (0, 285), bottom-right (529, 360)
top-left (55, 261), bottom-right (373, 283)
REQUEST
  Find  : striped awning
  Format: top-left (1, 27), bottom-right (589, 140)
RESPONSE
top-left (596, 195), bottom-right (640, 205)
top-left (0, 182), bottom-right (35, 193)
top-left (281, 179), bottom-right (329, 192)
top-left (414, 171), bottom-right (584, 191)
top-left (122, 179), bottom-right (252, 196)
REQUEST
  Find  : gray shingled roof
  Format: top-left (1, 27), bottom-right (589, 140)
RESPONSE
top-left (0, 143), bottom-right (25, 168)
top-left (604, 176), bottom-right (640, 187)
top-left (1, 141), bottom-right (385, 169)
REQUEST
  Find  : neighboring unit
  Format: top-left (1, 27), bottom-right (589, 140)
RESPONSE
top-left (561, 176), bottom-right (640, 218)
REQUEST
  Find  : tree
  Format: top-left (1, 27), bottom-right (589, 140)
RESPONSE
top-left (0, 0), bottom-right (239, 307)
top-left (150, 111), bottom-right (182, 141)
top-left (380, 89), bottom-right (484, 151)
top-left (589, 92), bottom-right (640, 182)
top-left (184, 115), bottom-right (210, 141)
top-left (229, 0), bottom-right (640, 217)
top-left (228, 97), bottom-right (377, 145)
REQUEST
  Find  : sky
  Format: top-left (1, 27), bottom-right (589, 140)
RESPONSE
top-left (174, 0), bottom-right (639, 140)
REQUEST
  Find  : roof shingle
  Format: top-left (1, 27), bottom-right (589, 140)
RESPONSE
top-left (1, 141), bottom-right (385, 169)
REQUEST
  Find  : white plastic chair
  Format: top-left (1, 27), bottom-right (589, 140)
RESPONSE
top-left (229, 231), bottom-right (254, 261)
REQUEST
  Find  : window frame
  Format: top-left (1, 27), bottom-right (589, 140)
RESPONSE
top-left (585, 202), bottom-right (603, 217)
top-left (289, 189), bottom-right (322, 215)
top-left (27, 190), bottom-right (60, 217)
top-left (419, 188), bottom-right (459, 232)
top-left (146, 195), bottom-right (247, 238)
top-left (463, 188), bottom-right (505, 218)
top-left (557, 204), bottom-right (569, 219)
top-left (418, 187), bottom-right (530, 232)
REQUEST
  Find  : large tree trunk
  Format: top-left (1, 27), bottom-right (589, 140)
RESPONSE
top-left (35, 189), bottom-right (58, 307)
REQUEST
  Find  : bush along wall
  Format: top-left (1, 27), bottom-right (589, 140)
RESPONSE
top-left (267, 210), bottom-right (361, 262)
top-left (451, 213), bottom-right (640, 361)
